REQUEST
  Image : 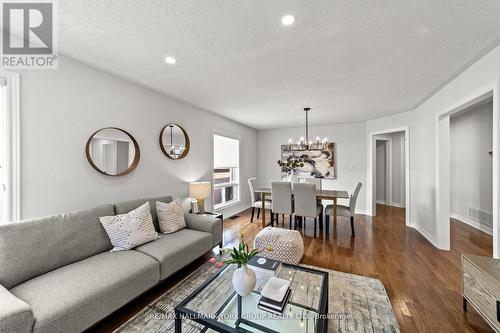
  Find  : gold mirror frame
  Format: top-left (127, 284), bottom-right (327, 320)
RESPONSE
top-left (85, 127), bottom-right (141, 176)
top-left (159, 123), bottom-right (190, 160)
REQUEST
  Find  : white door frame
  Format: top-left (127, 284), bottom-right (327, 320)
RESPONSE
top-left (367, 126), bottom-right (410, 226)
top-left (435, 82), bottom-right (498, 255)
top-left (375, 137), bottom-right (393, 205)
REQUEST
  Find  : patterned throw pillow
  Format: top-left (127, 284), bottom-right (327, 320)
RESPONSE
top-left (156, 200), bottom-right (186, 233)
top-left (99, 201), bottom-right (159, 251)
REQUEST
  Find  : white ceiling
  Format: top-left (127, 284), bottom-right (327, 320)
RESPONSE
top-left (58, 1), bottom-right (500, 129)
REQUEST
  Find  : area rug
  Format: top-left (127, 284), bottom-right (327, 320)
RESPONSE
top-left (114, 259), bottom-right (400, 333)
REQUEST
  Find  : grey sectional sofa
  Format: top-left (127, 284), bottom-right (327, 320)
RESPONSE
top-left (0, 195), bottom-right (222, 333)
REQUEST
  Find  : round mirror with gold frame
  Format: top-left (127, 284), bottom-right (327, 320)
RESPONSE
top-left (159, 123), bottom-right (190, 159)
top-left (85, 127), bottom-right (140, 176)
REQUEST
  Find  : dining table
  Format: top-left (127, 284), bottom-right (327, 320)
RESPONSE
top-left (253, 188), bottom-right (349, 228)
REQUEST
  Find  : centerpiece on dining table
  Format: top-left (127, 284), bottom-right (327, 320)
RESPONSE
top-left (277, 156), bottom-right (305, 182)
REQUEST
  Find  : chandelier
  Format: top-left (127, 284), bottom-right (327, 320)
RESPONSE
top-left (286, 107), bottom-right (328, 151)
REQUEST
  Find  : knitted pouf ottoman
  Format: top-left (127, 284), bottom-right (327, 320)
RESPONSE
top-left (253, 227), bottom-right (304, 265)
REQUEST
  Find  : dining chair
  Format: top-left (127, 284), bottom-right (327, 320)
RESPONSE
top-left (293, 183), bottom-right (324, 238)
top-left (271, 182), bottom-right (294, 228)
top-left (325, 182), bottom-right (362, 237)
top-left (300, 177), bottom-right (322, 190)
top-left (247, 178), bottom-right (271, 222)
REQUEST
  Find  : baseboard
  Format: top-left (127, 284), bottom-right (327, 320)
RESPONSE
top-left (376, 200), bottom-right (405, 208)
top-left (354, 210), bottom-right (371, 216)
top-left (218, 203), bottom-right (251, 219)
top-left (408, 222), bottom-right (438, 247)
top-left (450, 213), bottom-right (493, 236)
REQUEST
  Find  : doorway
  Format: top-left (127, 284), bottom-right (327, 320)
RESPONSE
top-left (437, 88), bottom-right (497, 255)
top-left (368, 127), bottom-right (410, 226)
top-left (450, 98), bottom-right (493, 237)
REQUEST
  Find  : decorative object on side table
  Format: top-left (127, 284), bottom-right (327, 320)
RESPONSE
top-left (189, 182), bottom-right (211, 214)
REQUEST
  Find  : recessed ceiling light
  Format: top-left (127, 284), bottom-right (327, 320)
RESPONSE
top-left (281, 14), bottom-right (296, 26)
top-left (165, 56), bottom-right (176, 65)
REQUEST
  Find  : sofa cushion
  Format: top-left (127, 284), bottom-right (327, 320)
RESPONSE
top-left (10, 251), bottom-right (159, 333)
top-left (114, 195), bottom-right (172, 231)
top-left (135, 229), bottom-right (213, 280)
top-left (100, 202), bottom-right (159, 251)
top-left (0, 204), bottom-right (114, 289)
top-left (157, 200), bottom-right (186, 234)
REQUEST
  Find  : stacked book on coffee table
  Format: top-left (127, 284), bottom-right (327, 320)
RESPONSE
top-left (257, 277), bottom-right (292, 315)
top-left (248, 256), bottom-right (282, 278)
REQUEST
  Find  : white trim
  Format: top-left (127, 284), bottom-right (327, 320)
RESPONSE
top-left (450, 213), bottom-right (493, 236)
top-left (219, 203), bottom-right (251, 219)
top-left (367, 126), bottom-right (410, 227)
top-left (408, 222), bottom-right (438, 247)
top-left (0, 70), bottom-right (20, 223)
top-left (376, 201), bottom-right (404, 208)
top-left (400, 136), bottom-right (406, 208)
top-left (435, 83), bottom-right (497, 255)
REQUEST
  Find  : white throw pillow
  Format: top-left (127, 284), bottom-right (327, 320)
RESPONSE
top-left (99, 201), bottom-right (159, 251)
top-left (157, 200), bottom-right (186, 233)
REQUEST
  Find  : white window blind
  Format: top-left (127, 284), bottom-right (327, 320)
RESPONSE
top-left (214, 134), bottom-right (239, 168)
top-left (213, 134), bottom-right (240, 209)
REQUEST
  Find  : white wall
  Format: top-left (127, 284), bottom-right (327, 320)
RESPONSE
top-left (376, 141), bottom-right (386, 202)
top-left (17, 55), bottom-right (257, 219)
top-left (390, 131), bottom-right (405, 206)
top-left (257, 121), bottom-right (368, 214)
top-left (450, 101), bottom-right (493, 232)
top-left (366, 42), bottom-right (500, 247)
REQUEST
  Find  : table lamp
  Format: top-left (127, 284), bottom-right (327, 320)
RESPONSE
top-left (189, 182), bottom-right (211, 214)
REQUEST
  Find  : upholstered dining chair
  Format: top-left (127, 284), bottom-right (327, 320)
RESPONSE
top-left (271, 182), bottom-right (294, 228)
top-left (325, 182), bottom-right (362, 237)
top-left (293, 183), bottom-right (324, 238)
top-left (300, 177), bottom-right (322, 190)
top-left (248, 178), bottom-right (271, 222)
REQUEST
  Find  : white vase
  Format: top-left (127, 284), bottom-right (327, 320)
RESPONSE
top-left (232, 265), bottom-right (256, 296)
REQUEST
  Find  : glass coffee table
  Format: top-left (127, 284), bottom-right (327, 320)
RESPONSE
top-left (174, 263), bottom-right (328, 333)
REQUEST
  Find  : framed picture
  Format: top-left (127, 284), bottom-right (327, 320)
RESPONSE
top-left (280, 143), bottom-right (335, 179)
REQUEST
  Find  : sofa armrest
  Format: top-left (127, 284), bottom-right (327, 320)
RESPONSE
top-left (0, 285), bottom-right (33, 333)
top-left (185, 214), bottom-right (222, 247)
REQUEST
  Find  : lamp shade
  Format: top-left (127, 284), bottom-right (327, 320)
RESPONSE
top-left (189, 182), bottom-right (211, 199)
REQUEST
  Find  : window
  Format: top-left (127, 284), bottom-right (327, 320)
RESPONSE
top-left (213, 134), bottom-right (240, 210)
top-left (0, 72), bottom-right (20, 223)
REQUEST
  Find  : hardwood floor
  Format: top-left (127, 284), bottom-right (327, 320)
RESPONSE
top-left (89, 204), bottom-right (494, 333)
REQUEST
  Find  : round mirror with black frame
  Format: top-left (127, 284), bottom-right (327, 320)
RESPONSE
top-left (159, 123), bottom-right (190, 159)
top-left (85, 127), bottom-right (140, 176)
